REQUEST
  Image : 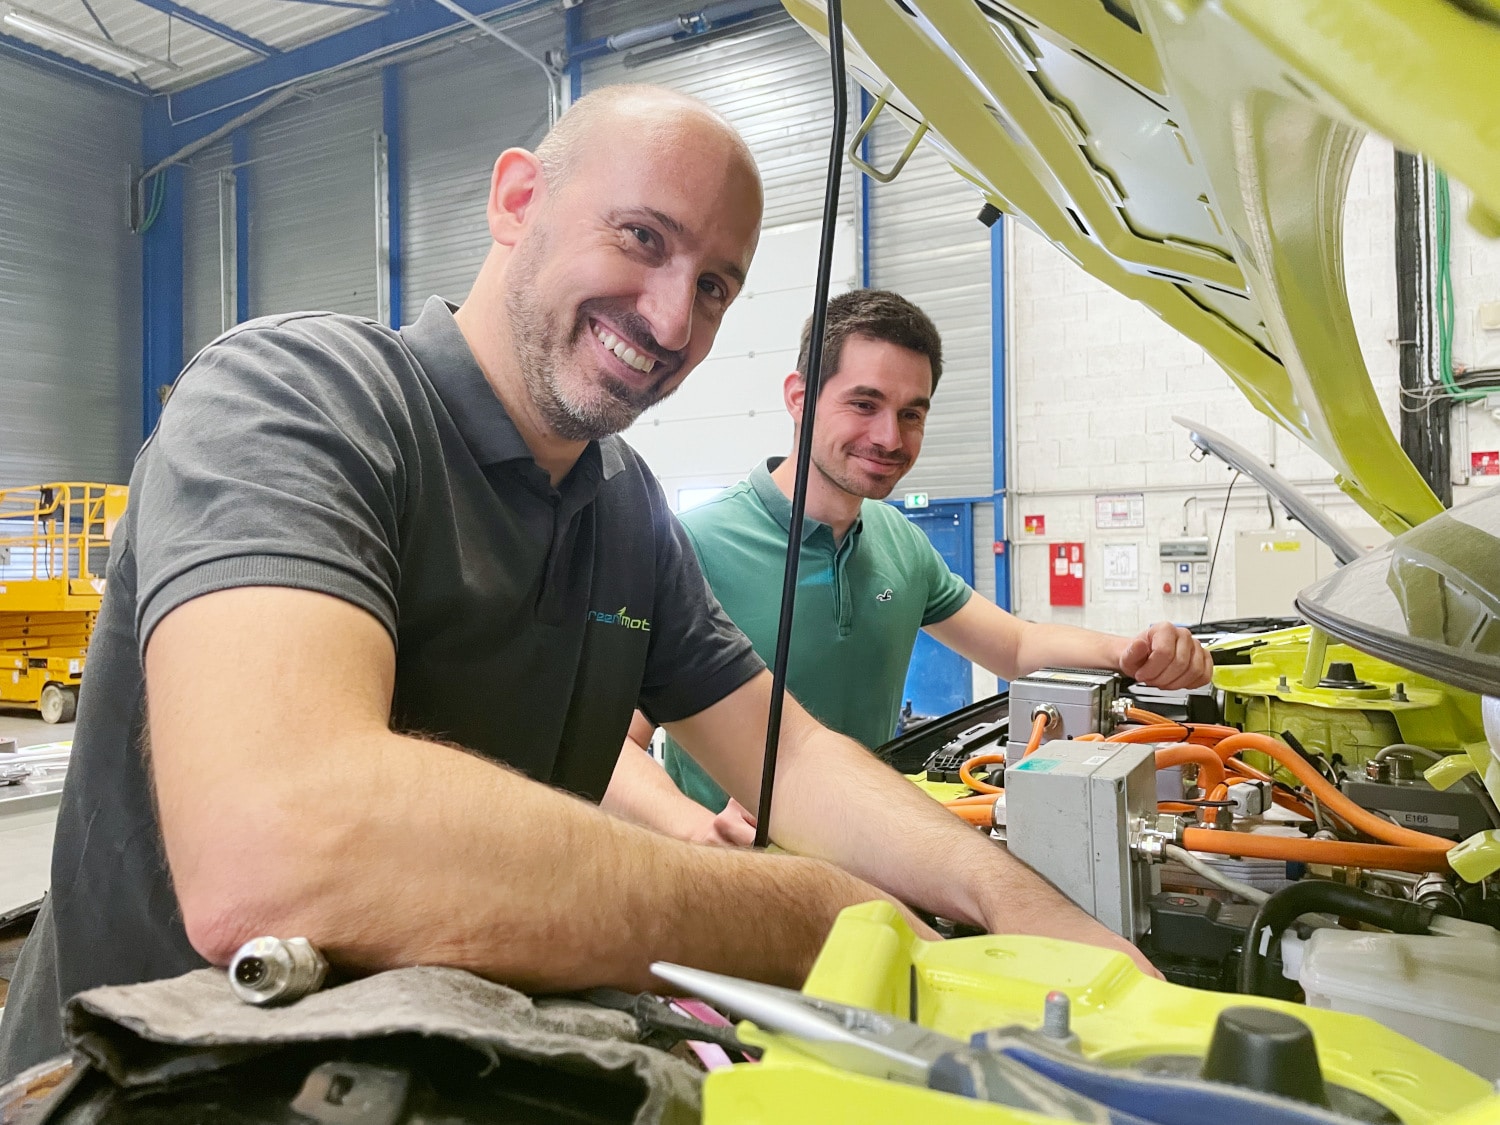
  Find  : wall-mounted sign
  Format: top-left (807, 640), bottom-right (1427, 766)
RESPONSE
top-left (1023, 514), bottom-right (1046, 535)
top-left (1095, 493), bottom-right (1145, 529)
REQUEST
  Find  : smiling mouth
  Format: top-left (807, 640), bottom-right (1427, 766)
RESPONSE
top-left (592, 321), bottom-right (658, 375)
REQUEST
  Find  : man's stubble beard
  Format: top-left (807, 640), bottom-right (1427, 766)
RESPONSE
top-left (504, 227), bottom-right (676, 443)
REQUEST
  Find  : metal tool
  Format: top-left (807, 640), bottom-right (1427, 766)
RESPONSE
top-left (650, 962), bottom-right (1112, 1117)
top-left (228, 936), bottom-right (328, 1006)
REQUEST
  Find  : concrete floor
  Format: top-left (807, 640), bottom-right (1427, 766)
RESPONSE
top-left (0, 710), bottom-right (74, 750)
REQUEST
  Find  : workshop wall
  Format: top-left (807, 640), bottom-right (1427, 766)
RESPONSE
top-left (1007, 137), bottom-right (1400, 636)
top-left (1447, 175), bottom-right (1500, 504)
top-left (0, 54), bottom-right (142, 485)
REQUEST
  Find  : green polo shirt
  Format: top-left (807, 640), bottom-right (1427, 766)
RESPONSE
top-left (664, 458), bottom-right (973, 811)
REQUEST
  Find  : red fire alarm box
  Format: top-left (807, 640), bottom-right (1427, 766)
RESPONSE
top-left (1050, 541), bottom-right (1085, 607)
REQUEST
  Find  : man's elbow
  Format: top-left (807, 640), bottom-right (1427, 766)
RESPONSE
top-left (172, 807), bottom-right (352, 966)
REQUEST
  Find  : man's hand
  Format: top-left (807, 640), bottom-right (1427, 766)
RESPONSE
top-left (1117, 622), bottom-right (1213, 690)
top-left (689, 798), bottom-right (757, 848)
top-left (979, 897), bottom-right (1163, 980)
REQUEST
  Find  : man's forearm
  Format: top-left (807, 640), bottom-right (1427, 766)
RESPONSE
top-left (601, 739), bottom-right (720, 841)
top-left (1013, 620), bottom-right (1125, 679)
top-left (177, 727), bottom-right (879, 992)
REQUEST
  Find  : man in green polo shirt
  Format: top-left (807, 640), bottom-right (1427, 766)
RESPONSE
top-left (602, 289), bottom-right (1212, 833)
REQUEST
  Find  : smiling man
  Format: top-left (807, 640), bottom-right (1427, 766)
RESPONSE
top-left (0, 89), bottom-right (1157, 1079)
top-left (601, 290), bottom-right (1213, 822)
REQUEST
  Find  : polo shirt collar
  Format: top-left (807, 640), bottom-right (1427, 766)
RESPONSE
top-left (403, 295), bottom-right (626, 487)
top-left (752, 458), bottom-right (863, 546)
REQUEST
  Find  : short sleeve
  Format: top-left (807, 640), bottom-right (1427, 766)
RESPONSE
top-left (132, 314), bottom-right (413, 652)
top-left (635, 477), bottom-right (765, 724)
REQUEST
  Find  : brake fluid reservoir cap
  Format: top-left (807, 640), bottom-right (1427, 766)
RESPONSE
top-left (1200, 1007), bottom-right (1331, 1108)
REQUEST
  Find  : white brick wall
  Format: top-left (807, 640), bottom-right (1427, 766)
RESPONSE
top-left (1008, 138), bottom-right (1401, 637)
top-left (1447, 176), bottom-right (1500, 504)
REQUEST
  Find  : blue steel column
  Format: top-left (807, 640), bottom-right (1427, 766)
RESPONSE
top-left (990, 215), bottom-right (1010, 612)
top-left (232, 128), bottom-right (251, 324)
top-left (382, 64), bottom-right (403, 326)
top-left (858, 86), bottom-right (872, 288)
top-left (141, 98), bottom-right (185, 439)
top-left (565, 3), bottom-right (583, 102)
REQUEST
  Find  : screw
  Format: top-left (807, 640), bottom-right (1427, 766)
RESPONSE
top-left (1277, 675), bottom-right (1289, 693)
top-left (1043, 991), bottom-right (1071, 1039)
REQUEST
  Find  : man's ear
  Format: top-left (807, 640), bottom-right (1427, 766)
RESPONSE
top-left (783, 371), bottom-right (807, 426)
top-left (487, 148), bottom-right (546, 247)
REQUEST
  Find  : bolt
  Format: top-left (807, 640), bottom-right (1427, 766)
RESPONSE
top-left (1392, 682), bottom-right (1409, 703)
top-left (1277, 675), bottom-right (1289, 693)
top-left (1043, 991), bottom-right (1071, 1039)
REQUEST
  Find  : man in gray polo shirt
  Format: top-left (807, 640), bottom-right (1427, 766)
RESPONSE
top-left (0, 84), bottom-right (1154, 1078)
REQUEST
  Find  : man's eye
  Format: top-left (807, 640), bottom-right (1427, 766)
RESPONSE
top-left (628, 226), bottom-right (655, 247)
top-left (698, 277), bottom-right (726, 301)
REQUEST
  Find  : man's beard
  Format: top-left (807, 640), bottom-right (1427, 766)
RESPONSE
top-left (813, 444), bottom-right (910, 501)
top-left (505, 230), bottom-right (678, 442)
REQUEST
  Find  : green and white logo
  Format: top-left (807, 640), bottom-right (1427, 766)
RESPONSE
top-left (586, 605), bottom-right (652, 632)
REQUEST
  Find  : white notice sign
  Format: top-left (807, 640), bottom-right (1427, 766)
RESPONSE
top-left (1102, 542), bottom-right (1140, 592)
top-left (1095, 493), bottom-right (1145, 530)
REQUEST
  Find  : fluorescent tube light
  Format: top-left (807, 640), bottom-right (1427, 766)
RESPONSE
top-left (3, 6), bottom-right (170, 71)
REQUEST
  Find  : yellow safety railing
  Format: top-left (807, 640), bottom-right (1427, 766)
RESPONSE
top-left (0, 483), bottom-right (127, 589)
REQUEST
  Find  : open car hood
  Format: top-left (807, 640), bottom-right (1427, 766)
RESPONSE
top-left (783, 0), bottom-right (1500, 536)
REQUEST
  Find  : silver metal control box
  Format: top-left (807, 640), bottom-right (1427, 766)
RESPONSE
top-left (1005, 740), bottom-right (1157, 940)
top-left (1005, 669), bottom-right (1120, 763)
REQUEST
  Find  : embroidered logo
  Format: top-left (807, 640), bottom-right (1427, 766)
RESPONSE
top-left (876, 589), bottom-right (894, 603)
top-left (586, 605), bottom-right (652, 632)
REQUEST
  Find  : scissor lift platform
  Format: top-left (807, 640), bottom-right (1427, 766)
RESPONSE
top-left (0, 483), bottom-right (127, 723)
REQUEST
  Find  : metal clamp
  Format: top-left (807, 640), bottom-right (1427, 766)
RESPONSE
top-left (1132, 814), bottom-right (1185, 862)
top-left (848, 85), bottom-right (930, 185)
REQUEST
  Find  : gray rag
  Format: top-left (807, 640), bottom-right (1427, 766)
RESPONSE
top-left (63, 966), bottom-right (703, 1125)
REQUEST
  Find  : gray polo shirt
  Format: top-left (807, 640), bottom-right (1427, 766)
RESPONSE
top-left (0, 296), bottom-right (763, 1075)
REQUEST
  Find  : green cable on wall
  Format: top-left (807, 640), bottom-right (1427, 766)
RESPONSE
top-left (1434, 169), bottom-right (1492, 402)
top-left (135, 172), bottom-right (166, 237)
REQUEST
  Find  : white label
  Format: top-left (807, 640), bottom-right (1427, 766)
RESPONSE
top-left (1083, 754), bottom-right (1112, 765)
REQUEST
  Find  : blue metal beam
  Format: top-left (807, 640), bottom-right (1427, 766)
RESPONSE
top-left (563, 1), bottom-right (581, 103)
top-left (141, 99), bottom-right (185, 440)
top-left (131, 0), bottom-right (276, 57)
top-left (273, 0), bottom-right (387, 10)
top-left (233, 128), bottom-right (251, 324)
top-left (0, 31), bottom-right (149, 95)
top-left (163, 0), bottom-right (551, 139)
top-left (382, 64), bottom-right (402, 327)
top-left (858, 86), bottom-right (872, 289)
top-left (990, 216), bottom-right (1010, 614)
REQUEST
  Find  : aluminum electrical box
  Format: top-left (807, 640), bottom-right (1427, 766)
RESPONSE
top-left (1005, 741), bottom-right (1158, 940)
top-left (1005, 669), bottom-right (1120, 762)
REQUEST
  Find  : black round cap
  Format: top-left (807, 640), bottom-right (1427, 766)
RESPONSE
top-left (1200, 1007), bottom-right (1331, 1107)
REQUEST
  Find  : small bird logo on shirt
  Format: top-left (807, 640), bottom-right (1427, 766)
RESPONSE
top-left (876, 589), bottom-right (894, 602)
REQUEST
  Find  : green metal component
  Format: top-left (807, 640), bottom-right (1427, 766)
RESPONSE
top-left (1214, 627), bottom-right (1486, 781)
top-left (847, 86), bottom-right (928, 184)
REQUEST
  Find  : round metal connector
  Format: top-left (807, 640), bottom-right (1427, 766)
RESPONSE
top-left (228, 936), bottom-right (328, 1007)
top-left (1031, 703), bottom-right (1061, 730)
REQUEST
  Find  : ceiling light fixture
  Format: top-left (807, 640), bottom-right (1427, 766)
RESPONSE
top-left (2, 6), bottom-right (171, 72)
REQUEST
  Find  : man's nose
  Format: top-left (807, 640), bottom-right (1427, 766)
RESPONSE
top-left (870, 409), bottom-right (902, 449)
top-left (638, 269), bottom-right (697, 354)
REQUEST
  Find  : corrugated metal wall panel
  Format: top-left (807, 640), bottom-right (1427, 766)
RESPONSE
top-left (182, 141), bottom-right (235, 360)
top-left (0, 56), bottom-right (141, 485)
top-left (972, 499), bottom-right (995, 605)
top-left (249, 75), bottom-right (382, 319)
top-left (867, 120), bottom-right (993, 499)
top-left (582, 15), bottom-right (856, 229)
top-left (399, 14), bottom-right (558, 323)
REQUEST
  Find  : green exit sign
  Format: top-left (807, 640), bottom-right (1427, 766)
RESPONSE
top-left (903, 492), bottom-right (930, 509)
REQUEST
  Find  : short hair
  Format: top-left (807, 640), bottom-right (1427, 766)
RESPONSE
top-left (795, 289), bottom-right (943, 395)
top-left (534, 84), bottom-right (754, 194)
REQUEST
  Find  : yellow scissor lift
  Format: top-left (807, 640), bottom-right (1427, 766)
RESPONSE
top-left (0, 483), bottom-right (128, 724)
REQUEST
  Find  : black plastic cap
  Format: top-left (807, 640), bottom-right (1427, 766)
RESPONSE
top-left (1200, 1007), bottom-right (1331, 1108)
top-left (977, 202), bottom-right (1003, 227)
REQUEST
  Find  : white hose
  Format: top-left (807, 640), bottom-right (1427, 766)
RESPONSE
top-left (1162, 843), bottom-right (1271, 905)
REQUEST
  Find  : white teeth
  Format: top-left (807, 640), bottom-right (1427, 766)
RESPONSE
top-left (594, 324), bottom-right (657, 374)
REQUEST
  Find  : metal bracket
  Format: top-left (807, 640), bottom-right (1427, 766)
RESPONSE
top-left (848, 85), bottom-right (929, 185)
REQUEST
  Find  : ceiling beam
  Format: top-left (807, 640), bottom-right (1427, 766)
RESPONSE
top-left (130, 0), bottom-right (277, 57)
top-left (163, 0), bottom-right (552, 140)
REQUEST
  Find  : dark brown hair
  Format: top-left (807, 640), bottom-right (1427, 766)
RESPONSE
top-left (795, 288), bottom-right (943, 395)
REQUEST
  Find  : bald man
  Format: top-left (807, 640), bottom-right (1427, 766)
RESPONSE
top-left (0, 85), bottom-right (1150, 1078)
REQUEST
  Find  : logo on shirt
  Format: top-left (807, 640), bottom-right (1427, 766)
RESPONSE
top-left (876, 588), bottom-right (894, 603)
top-left (586, 605), bottom-right (652, 632)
